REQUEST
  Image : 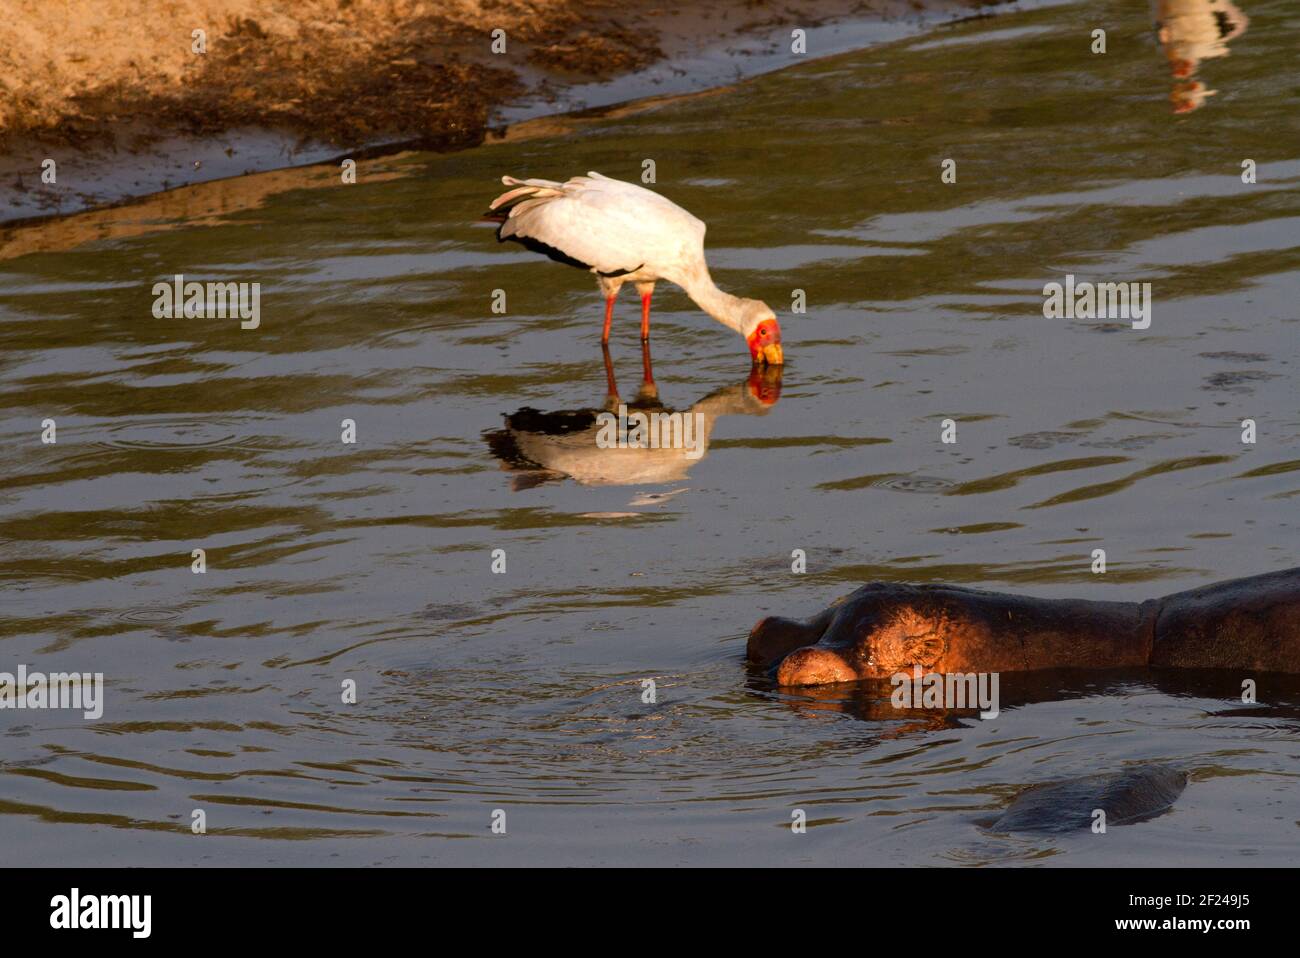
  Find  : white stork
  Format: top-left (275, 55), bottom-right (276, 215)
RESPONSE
top-left (486, 172), bottom-right (784, 364)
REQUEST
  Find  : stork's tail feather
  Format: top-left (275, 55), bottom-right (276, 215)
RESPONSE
top-left (489, 176), bottom-right (565, 212)
top-left (486, 176), bottom-right (572, 236)
top-left (501, 175), bottom-right (566, 188)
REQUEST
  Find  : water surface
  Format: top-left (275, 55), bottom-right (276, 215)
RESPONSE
top-left (2, 0), bottom-right (1298, 865)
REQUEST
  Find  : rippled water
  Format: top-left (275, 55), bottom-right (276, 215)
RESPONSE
top-left (2, 0), bottom-right (1298, 865)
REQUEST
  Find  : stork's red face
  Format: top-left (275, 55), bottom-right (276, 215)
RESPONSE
top-left (747, 319), bottom-right (784, 365)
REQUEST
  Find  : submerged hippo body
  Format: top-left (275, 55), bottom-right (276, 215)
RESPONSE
top-left (749, 568), bottom-right (1300, 686)
top-left (987, 766), bottom-right (1188, 833)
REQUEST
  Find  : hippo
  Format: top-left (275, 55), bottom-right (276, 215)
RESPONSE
top-left (986, 766), bottom-right (1189, 833)
top-left (748, 568), bottom-right (1300, 686)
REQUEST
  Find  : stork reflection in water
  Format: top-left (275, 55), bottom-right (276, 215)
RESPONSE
top-left (484, 343), bottom-right (783, 489)
top-left (1155, 0), bottom-right (1249, 112)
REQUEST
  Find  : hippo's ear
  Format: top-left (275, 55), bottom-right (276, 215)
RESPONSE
top-left (903, 631), bottom-right (946, 669)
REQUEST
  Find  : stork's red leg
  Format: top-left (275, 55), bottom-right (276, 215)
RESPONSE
top-left (639, 292), bottom-right (652, 341)
top-left (602, 343), bottom-right (619, 405)
top-left (641, 339), bottom-right (655, 387)
top-left (601, 295), bottom-right (616, 344)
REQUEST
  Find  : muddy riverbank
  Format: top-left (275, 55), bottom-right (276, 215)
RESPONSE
top-left (0, 0), bottom-right (1009, 222)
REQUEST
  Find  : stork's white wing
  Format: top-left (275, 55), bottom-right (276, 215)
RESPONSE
top-left (498, 174), bottom-right (706, 276)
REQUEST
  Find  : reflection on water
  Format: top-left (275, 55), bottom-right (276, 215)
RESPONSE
top-left (1, 0), bottom-right (1298, 866)
top-left (486, 345), bottom-right (782, 488)
top-left (1156, 0), bottom-right (1250, 112)
top-left (751, 666), bottom-right (1300, 724)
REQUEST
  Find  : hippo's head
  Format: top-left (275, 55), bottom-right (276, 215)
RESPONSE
top-left (751, 592), bottom-right (951, 688)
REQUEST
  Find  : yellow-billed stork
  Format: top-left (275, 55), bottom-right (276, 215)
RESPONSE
top-left (486, 172), bottom-right (784, 364)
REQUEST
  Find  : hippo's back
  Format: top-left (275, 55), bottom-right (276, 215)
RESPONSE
top-left (1153, 567), bottom-right (1300, 672)
top-left (988, 766), bottom-right (1188, 833)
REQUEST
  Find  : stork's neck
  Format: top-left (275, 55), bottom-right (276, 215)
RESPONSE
top-left (680, 266), bottom-right (747, 334)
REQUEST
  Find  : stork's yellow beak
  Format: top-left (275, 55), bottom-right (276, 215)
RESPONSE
top-left (748, 319), bottom-right (784, 365)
